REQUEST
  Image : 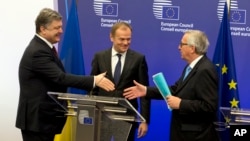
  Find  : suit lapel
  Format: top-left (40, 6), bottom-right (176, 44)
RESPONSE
top-left (35, 36), bottom-right (65, 72)
top-left (175, 56), bottom-right (206, 94)
top-left (120, 50), bottom-right (133, 81)
top-left (55, 56), bottom-right (65, 71)
top-left (104, 49), bottom-right (113, 81)
top-left (49, 46), bottom-right (64, 71)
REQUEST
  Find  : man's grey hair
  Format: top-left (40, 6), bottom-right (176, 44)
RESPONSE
top-left (185, 30), bottom-right (209, 55)
top-left (35, 8), bottom-right (62, 33)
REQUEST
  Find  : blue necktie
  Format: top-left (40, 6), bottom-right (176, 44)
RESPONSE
top-left (183, 66), bottom-right (191, 80)
top-left (114, 54), bottom-right (122, 84)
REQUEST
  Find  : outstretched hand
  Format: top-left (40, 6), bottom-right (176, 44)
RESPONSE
top-left (94, 72), bottom-right (115, 91)
top-left (123, 80), bottom-right (147, 99)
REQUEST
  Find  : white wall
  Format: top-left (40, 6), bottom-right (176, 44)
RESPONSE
top-left (0, 1), bottom-right (56, 140)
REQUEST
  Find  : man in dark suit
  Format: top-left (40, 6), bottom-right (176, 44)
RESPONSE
top-left (90, 22), bottom-right (151, 141)
top-left (15, 8), bottom-right (114, 141)
top-left (123, 30), bottom-right (220, 141)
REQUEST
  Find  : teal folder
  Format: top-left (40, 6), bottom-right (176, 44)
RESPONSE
top-left (152, 72), bottom-right (172, 110)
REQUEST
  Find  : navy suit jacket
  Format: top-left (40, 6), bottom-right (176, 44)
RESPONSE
top-left (16, 35), bottom-right (94, 134)
top-left (91, 48), bottom-right (151, 123)
top-left (147, 55), bottom-right (219, 141)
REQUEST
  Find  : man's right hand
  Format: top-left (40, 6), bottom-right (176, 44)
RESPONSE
top-left (123, 80), bottom-right (147, 99)
top-left (94, 72), bottom-right (115, 91)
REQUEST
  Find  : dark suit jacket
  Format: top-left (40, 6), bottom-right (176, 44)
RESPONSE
top-left (90, 48), bottom-right (151, 123)
top-left (16, 35), bottom-right (94, 134)
top-left (147, 55), bottom-right (219, 141)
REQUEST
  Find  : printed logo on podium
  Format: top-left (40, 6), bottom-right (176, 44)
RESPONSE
top-left (83, 117), bottom-right (93, 125)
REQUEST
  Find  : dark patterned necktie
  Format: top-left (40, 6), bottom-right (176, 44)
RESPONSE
top-left (52, 46), bottom-right (58, 57)
top-left (114, 54), bottom-right (122, 84)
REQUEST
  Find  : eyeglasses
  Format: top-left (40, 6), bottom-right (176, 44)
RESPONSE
top-left (179, 42), bottom-right (189, 47)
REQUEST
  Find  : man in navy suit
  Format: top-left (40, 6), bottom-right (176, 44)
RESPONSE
top-left (90, 22), bottom-right (151, 141)
top-left (123, 30), bottom-right (220, 141)
top-left (15, 8), bottom-right (114, 141)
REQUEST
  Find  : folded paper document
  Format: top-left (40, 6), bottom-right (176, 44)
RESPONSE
top-left (152, 72), bottom-right (172, 110)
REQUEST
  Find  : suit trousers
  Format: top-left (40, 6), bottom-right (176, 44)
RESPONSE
top-left (21, 130), bottom-right (55, 141)
top-left (127, 123), bottom-right (136, 141)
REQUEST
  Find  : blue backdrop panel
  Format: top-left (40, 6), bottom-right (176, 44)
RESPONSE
top-left (58, 0), bottom-right (250, 140)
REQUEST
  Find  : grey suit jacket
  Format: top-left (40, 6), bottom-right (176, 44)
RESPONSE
top-left (147, 55), bottom-right (219, 141)
top-left (16, 35), bottom-right (94, 134)
top-left (91, 48), bottom-right (151, 123)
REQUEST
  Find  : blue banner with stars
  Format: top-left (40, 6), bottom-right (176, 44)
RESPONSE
top-left (213, 4), bottom-right (240, 141)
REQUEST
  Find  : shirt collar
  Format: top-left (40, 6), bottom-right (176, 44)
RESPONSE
top-left (189, 55), bottom-right (203, 69)
top-left (111, 47), bottom-right (127, 57)
top-left (35, 33), bottom-right (54, 49)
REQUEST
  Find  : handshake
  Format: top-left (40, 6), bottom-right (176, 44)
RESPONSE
top-left (94, 72), bottom-right (115, 91)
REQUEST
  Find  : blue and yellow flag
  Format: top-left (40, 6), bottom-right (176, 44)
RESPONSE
top-left (59, 0), bottom-right (86, 94)
top-left (55, 0), bottom-right (85, 141)
top-left (213, 3), bottom-right (240, 141)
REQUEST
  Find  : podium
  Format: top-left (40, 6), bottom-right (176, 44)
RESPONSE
top-left (220, 107), bottom-right (250, 125)
top-left (214, 107), bottom-right (250, 131)
top-left (219, 107), bottom-right (250, 140)
top-left (48, 92), bottom-right (145, 141)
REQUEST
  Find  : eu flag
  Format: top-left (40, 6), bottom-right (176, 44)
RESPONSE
top-left (59, 0), bottom-right (86, 94)
top-left (162, 6), bottom-right (179, 20)
top-left (230, 9), bottom-right (246, 24)
top-left (83, 117), bottom-right (93, 125)
top-left (213, 3), bottom-right (240, 141)
top-left (102, 3), bottom-right (118, 17)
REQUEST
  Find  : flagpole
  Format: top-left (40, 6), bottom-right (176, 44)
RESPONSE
top-left (65, 0), bottom-right (69, 19)
top-left (227, 0), bottom-right (230, 19)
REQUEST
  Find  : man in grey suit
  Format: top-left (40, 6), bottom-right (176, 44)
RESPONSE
top-left (15, 8), bottom-right (114, 141)
top-left (90, 22), bottom-right (151, 141)
top-left (123, 30), bottom-right (220, 141)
